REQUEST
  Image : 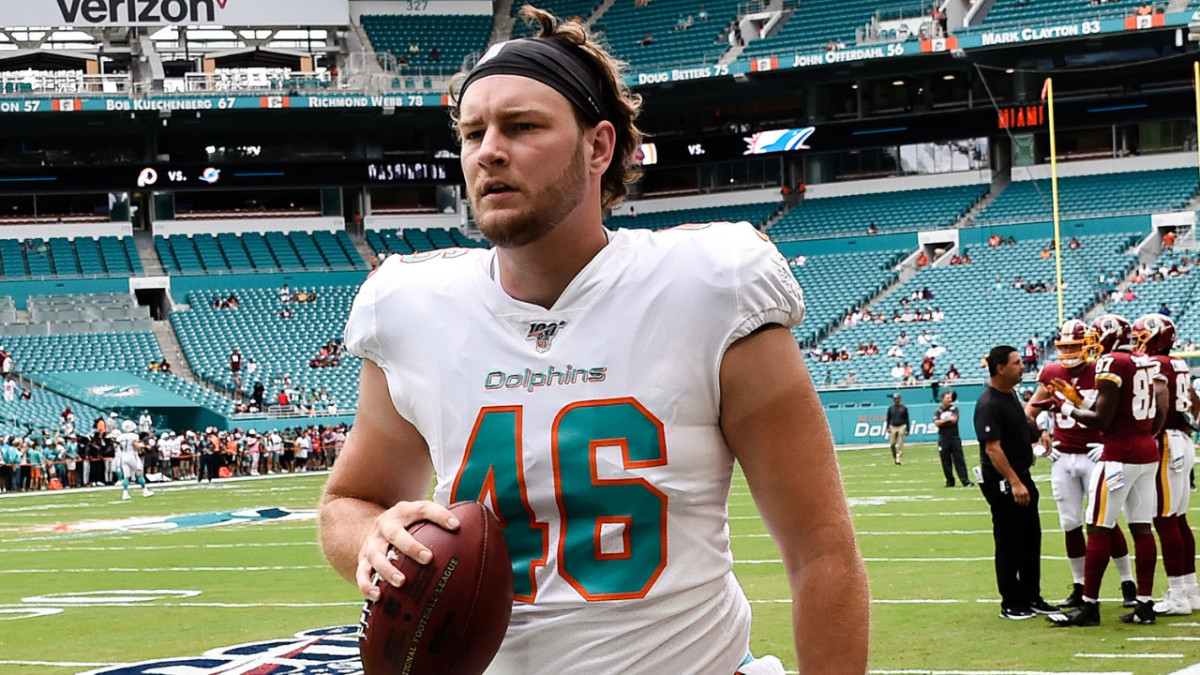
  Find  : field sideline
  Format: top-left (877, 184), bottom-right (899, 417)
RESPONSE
top-left (0, 442), bottom-right (1197, 674)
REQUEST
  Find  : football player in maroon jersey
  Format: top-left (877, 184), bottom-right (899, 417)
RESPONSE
top-left (1132, 313), bottom-right (1200, 615)
top-left (1026, 319), bottom-right (1137, 610)
top-left (1045, 314), bottom-right (1168, 626)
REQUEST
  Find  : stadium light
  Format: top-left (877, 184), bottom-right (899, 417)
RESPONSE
top-left (942, 74), bottom-right (955, 80)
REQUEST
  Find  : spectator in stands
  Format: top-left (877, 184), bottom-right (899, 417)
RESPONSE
top-left (896, 331), bottom-right (911, 346)
top-left (639, 33), bottom-right (655, 46)
top-left (230, 348), bottom-right (242, 377)
top-left (887, 344), bottom-right (904, 359)
top-left (429, 46), bottom-right (441, 63)
top-left (1137, 1), bottom-right (1153, 15)
top-left (1158, 302), bottom-right (1172, 317)
top-left (227, 293), bottom-right (240, 309)
top-left (1122, 288), bottom-right (1137, 302)
top-left (824, 370), bottom-right (833, 385)
top-left (1022, 340), bottom-right (1038, 373)
top-left (0, 348), bottom-right (10, 375)
top-left (635, 0), bottom-right (649, 6)
top-left (843, 371), bottom-right (859, 386)
top-left (945, 364), bottom-right (960, 381)
top-left (837, 348), bottom-right (851, 361)
top-left (918, 329), bottom-right (931, 346)
top-left (159, 358), bottom-right (171, 373)
top-left (409, 42), bottom-right (421, 56)
top-left (921, 357), bottom-right (936, 380)
top-left (867, 222), bottom-right (880, 235)
top-left (916, 250), bottom-right (929, 267)
top-left (148, 360), bottom-right (159, 372)
top-left (281, 307), bottom-right (294, 319)
top-left (699, 4), bottom-right (708, 20)
top-left (989, 234), bottom-right (1001, 248)
top-left (20, 387), bottom-right (31, 401)
top-left (1163, 229), bottom-right (1177, 248)
top-left (1067, 237), bottom-right (1081, 250)
top-left (891, 362), bottom-right (905, 379)
top-left (2, 377), bottom-right (15, 402)
top-left (960, 252), bottom-right (971, 264)
top-left (865, 340), bottom-right (879, 356)
top-left (1039, 247), bottom-right (1051, 260)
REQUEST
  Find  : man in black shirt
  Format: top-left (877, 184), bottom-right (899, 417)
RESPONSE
top-left (933, 390), bottom-right (972, 487)
top-left (885, 393), bottom-right (909, 465)
top-left (975, 345), bottom-right (1055, 619)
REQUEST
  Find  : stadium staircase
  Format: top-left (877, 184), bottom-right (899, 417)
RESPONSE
top-left (133, 231), bottom-right (165, 276)
top-left (491, 0), bottom-right (517, 43)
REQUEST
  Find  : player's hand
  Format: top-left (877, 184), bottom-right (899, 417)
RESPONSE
top-left (1030, 396), bottom-right (1061, 412)
top-left (1049, 378), bottom-right (1084, 406)
top-left (355, 500), bottom-right (460, 600)
top-left (1086, 442), bottom-right (1104, 463)
top-left (1044, 442), bottom-right (1062, 462)
top-left (1011, 480), bottom-right (1031, 506)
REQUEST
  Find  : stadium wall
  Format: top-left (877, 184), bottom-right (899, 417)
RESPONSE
top-left (0, 222), bottom-right (132, 241)
top-left (609, 187), bottom-right (782, 217)
top-left (803, 171), bottom-right (992, 199)
top-left (825, 401), bottom-right (981, 445)
top-left (364, 213), bottom-right (463, 231)
top-left (1011, 151), bottom-right (1198, 181)
top-left (154, 217), bottom-right (343, 236)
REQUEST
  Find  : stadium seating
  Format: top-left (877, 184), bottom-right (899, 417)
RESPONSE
top-left (1108, 249), bottom-right (1200, 342)
top-left (171, 286), bottom-right (362, 411)
top-left (977, 168), bottom-right (1198, 225)
top-left (741, 0), bottom-right (902, 61)
top-left (366, 227), bottom-right (489, 256)
top-left (511, 0), bottom-right (601, 37)
top-left (361, 14), bottom-right (494, 71)
top-left (979, 0), bottom-right (1151, 31)
top-left (22, 292), bottom-right (152, 335)
top-left (155, 231), bottom-right (364, 274)
top-left (1, 331), bottom-right (239, 415)
top-left (808, 230), bottom-right (1141, 386)
top-left (790, 248), bottom-right (908, 345)
top-left (0, 236), bottom-right (142, 278)
top-left (605, 201), bottom-right (779, 231)
top-left (592, 0), bottom-right (738, 69)
top-left (0, 385), bottom-right (105, 440)
top-left (769, 184), bottom-right (987, 241)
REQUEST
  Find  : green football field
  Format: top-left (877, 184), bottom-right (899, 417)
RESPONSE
top-left (0, 443), bottom-right (1197, 674)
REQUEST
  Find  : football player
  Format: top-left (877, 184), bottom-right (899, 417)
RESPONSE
top-left (1046, 314), bottom-right (1167, 626)
top-left (318, 6), bottom-right (868, 674)
top-left (1026, 319), bottom-right (1137, 609)
top-left (1132, 313), bottom-right (1199, 615)
top-left (114, 419), bottom-right (153, 500)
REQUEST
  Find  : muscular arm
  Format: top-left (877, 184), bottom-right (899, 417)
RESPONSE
top-left (1023, 383), bottom-right (1053, 419)
top-left (1151, 378), bottom-right (1169, 436)
top-left (1063, 378), bottom-right (1117, 431)
top-left (318, 360), bottom-right (457, 597)
top-left (720, 325), bottom-right (869, 674)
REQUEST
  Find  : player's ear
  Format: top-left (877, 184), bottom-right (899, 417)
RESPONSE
top-left (585, 120), bottom-right (616, 176)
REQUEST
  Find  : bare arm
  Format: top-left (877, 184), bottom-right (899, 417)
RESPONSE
top-left (1023, 383), bottom-right (1053, 419)
top-left (318, 360), bottom-right (458, 598)
top-left (720, 326), bottom-right (869, 674)
top-left (1063, 379), bottom-right (1117, 431)
top-left (983, 439), bottom-right (1030, 506)
top-left (1151, 378), bottom-right (1169, 436)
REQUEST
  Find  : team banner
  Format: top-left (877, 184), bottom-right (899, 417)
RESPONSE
top-left (6, 0), bottom-right (350, 27)
top-left (0, 92), bottom-right (447, 116)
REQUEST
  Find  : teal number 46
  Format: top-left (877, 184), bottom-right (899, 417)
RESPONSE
top-left (450, 398), bottom-right (668, 602)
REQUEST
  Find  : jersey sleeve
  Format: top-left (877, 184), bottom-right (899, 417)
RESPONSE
top-left (973, 398), bottom-right (1003, 442)
top-left (343, 260), bottom-right (393, 365)
top-left (727, 224), bottom-right (806, 346)
top-left (1093, 354), bottom-right (1123, 388)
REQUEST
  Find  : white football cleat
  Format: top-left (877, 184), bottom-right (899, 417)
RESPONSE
top-left (142, 487), bottom-right (154, 498)
top-left (121, 490), bottom-right (131, 501)
top-left (1153, 591), bottom-right (1193, 616)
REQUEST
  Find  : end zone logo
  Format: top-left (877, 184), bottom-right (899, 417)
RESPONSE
top-left (79, 626), bottom-right (364, 674)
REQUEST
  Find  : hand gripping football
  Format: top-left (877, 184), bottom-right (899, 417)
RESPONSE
top-left (358, 501), bottom-right (513, 675)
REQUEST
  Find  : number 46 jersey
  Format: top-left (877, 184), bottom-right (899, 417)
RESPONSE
top-left (344, 223), bottom-right (806, 675)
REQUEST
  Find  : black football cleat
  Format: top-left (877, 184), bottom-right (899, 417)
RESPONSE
top-left (1059, 583), bottom-right (1085, 610)
top-left (1121, 580), bottom-right (1138, 608)
top-left (1029, 598), bottom-right (1059, 615)
top-left (1046, 602), bottom-right (1100, 627)
top-left (1118, 600), bottom-right (1156, 625)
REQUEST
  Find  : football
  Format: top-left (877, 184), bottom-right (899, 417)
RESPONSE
top-left (358, 501), bottom-right (513, 675)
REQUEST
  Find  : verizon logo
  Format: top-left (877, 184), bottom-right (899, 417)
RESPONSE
top-left (55, 0), bottom-right (220, 24)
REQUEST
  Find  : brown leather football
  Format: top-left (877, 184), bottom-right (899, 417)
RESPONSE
top-left (358, 501), bottom-right (513, 675)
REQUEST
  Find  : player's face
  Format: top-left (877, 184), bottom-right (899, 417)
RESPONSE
top-left (458, 75), bottom-right (589, 248)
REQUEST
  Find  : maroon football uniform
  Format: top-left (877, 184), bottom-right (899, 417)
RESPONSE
top-left (1093, 351), bottom-right (1160, 464)
top-left (1150, 354), bottom-right (1192, 433)
top-left (1037, 360), bottom-right (1100, 453)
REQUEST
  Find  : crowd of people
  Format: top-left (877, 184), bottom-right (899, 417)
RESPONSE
top-left (0, 408), bottom-right (347, 493)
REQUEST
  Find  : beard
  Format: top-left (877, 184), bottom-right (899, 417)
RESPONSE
top-left (471, 139), bottom-right (587, 249)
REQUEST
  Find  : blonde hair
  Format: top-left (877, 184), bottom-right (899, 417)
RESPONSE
top-left (450, 5), bottom-right (644, 208)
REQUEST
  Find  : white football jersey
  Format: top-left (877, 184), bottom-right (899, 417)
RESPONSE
top-left (115, 431), bottom-right (140, 458)
top-left (345, 223), bottom-right (804, 675)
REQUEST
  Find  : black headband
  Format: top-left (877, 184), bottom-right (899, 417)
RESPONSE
top-left (458, 37), bottom-right (610, 125)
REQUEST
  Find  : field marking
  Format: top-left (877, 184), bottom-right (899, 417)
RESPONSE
top-left (0, 542), bottom-right (313, 553)
top-left (0, 660), bottom-right (115, 667)
top-left (1167, 664), bottom-right (1200, 674)
top-left (1075, 653), bottom-right (1184, 659)
top-left (870, 671), bottom-right (1134, 675)
top-left (0, 565), bottom-right (326, 573)
top-left (1127, 637), bottom-right (1200, 642)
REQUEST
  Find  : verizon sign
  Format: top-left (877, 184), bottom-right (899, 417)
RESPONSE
top-left (8, 0), bottom-right (350, 27)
